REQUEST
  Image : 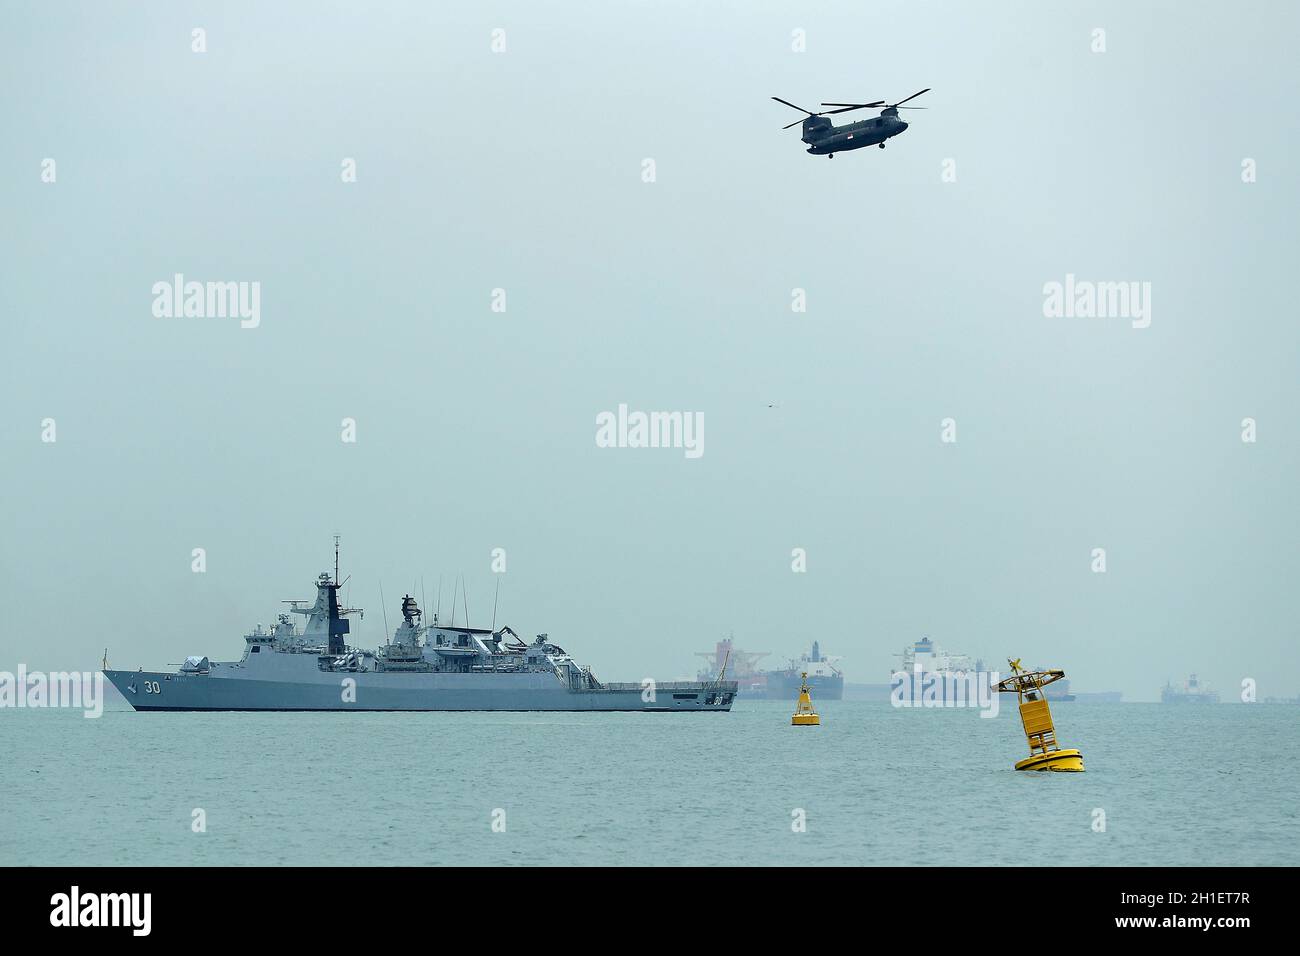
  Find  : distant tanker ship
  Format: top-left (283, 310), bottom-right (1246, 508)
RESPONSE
top-left (695, 638), bottom-right (843, 700)
top-left (695, 638), bottom-right (770, 698)
top-left (1161, 674), bottom-right (1220, 704)
top-left (891, 637), bottom-right (984, 705)
top-left (766, 643), bottom-right (844, 700)
top-left (890, 638), bottom-right (1073, 702)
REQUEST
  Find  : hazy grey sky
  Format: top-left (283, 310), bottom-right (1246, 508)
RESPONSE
top-left (4, 1), bottom-right (1297, 701)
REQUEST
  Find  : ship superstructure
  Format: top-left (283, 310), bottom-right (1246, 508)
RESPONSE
top-left (104, 550), bottom-right (736, 713)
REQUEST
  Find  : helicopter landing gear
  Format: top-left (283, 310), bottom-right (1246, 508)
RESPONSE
top-left (878, 143), bottom-right (886, 149)
top-left (828, 153), bottom-right (834, 159)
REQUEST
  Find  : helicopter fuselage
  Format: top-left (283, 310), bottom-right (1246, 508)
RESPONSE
top-left (804, 111), bottom-right (908, 154)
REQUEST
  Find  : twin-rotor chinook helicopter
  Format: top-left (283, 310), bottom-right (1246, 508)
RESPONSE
top-left (772, 88), bottom-right (930, 157)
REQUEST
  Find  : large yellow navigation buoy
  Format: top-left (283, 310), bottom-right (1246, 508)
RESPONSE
top-left (993, 659), bottom-right (1083, 771)
top-left (792, 671), bottom-right (820, 726)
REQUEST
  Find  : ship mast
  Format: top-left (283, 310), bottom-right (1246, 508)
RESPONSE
top-left (321, 535), bottom-right (364, 655)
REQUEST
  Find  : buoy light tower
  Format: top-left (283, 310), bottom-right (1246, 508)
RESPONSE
top-left (791, 671), bottom-right (820, 726)
top-left (993, 659), bottom-right (1084, 771)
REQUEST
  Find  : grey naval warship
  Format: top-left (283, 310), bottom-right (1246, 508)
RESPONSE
top-left (103, 551), bottom-right (736, 713)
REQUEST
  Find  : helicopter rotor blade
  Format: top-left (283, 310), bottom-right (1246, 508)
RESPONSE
top-left (823, 103), bottom-right (926, 115)
top-left (781, 118), bottom-right (808, 129)
top-left (771, 96), bottom-right (815, 115)
top-left (820, 102), bottom-right (885, 108)
top-left (891, 88), bottom-right (931, 107)
top-left (816, 102), bottom-right (889, 115)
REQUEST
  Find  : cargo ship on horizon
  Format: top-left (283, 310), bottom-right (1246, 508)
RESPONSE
top-left (891, 636), bottom-right (984, 704)
top-left (695, 637), bottom-right (770, 698)
top-left (766, 642), bottom-right (843, 699)
top-left (1161, 674), bottom-right (1220, 704)
top-left (695, 638), bottom-right (843, 700)
top-left (891, 638), bottom-right (1075, 703)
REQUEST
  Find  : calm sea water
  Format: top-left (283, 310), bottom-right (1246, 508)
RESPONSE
top-left (4, 700), bottom-right (1296, 866)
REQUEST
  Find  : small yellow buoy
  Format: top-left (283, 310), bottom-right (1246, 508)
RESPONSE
top-left (791, 671), bottom-right (820, 726)
top-left (993, 658), bottom-right (1083, 771)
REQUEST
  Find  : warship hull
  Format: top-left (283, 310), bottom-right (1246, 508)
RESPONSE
top-left (105, 549), bottom-right (737, 713)
top-left (103, 658), bottom-right (735, 713)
